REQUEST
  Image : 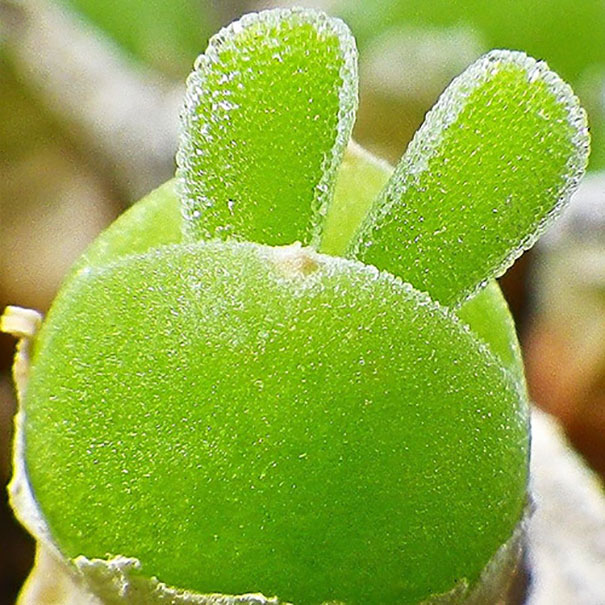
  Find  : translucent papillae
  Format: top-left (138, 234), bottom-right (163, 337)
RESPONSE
top-left (350, 50), bottom-right (589, 307)
top-left (11, 7), bottom-right (594, 605)
top-left (177, 8), bottom-right (358, 247)
top-left (23, 242), bottom-right (527, 605)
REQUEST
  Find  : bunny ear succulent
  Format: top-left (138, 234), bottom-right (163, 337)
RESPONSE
top-left (9, 7), bottom-right (588, 605)
top-left (348, 50), bottom-right (589, 307)
top-left (177, 9), bottom-right (357, 247)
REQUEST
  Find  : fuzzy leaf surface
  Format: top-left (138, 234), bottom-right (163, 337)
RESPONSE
top-left (178, 8), bottom-right (357, 246)
top-left (65, 167), bottom-right (525, 389)
top-left (351, 50), bottom-right (589, 306)
top-left (457, 281), bottom-right (525, 389)
top-left (316, 142), bottom-right (525, 385)
top-left (25, 242), bottom-right (527, 605)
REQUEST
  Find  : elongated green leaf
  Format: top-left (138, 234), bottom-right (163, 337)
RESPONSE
top-left (350, 50), bottom-right (589, 306)
top-left (177, 8), bottom-right (358, 246)
top-left (314, 141), bottom-right (525, 385)
top-left (318, 141), bottom-right (526, 386)
top-left (25, 241), bottom-right (527, 605)
top-left (64, 162), bottom-right (526, 390)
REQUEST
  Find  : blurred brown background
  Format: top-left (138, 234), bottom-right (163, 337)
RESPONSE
top-left (1, 1), bottom-right (604, 602)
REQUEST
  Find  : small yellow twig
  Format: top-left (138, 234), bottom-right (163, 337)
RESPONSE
top-left (1, 305), bottom-right (43, 399)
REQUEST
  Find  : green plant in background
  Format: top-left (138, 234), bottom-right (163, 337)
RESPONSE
top-left (58, 0), bottom-right (220, 77)
top-left (313, 0), bottom-right (605, 168)
top-left (336, 0), bottom-right (605, 81)
top-left (6, 7), bottom-right (589, 605)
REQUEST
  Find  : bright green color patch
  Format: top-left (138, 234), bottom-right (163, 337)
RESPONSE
top-left (351, 50), bottom-right (589, 307)
top-left (15, 7), bottom-right (590, 605)
top-left (71, 179), bottom-right (181, 273)
top-left (457, 281), bottom-right (524, 389)
top-left (319, 142), bottom-right (392, 257)
top-left (65, 152), bottom-right (526, 388)
top-left (336, 0), bottom-right (605, 169)
top-left (63, 149), bottom-right (525, 389)
top-left (178, 8), bottom-right (357, 247)
top-left (25, 242), bottom-right (527, 605)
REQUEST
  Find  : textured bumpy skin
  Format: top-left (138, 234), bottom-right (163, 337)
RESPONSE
top-left (24, 242), bottom-right (528, 605)
top-left (14, 6), bottom-right (591, 605)
top-left (350, 50), bottom-right (589, 307)
top-left (64, 163), bottom-right (526, 388)
top-left (177, 9), bottom-right (357, 247)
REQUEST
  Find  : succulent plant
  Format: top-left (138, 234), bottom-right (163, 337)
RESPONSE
top-left (6, 7), bottom-right (589, 605)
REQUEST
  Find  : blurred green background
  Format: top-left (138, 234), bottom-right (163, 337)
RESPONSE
top-left (1, 1), bottom-right (604, 601)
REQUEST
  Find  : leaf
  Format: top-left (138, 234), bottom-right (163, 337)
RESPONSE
top-left (70, 179), bottom-right (182, 274)
top-left (177, 8), bottom-right (358, 247)
top-left (25, 241), bottom-right (527, 605)
top-left (316, 140), bottom-right (525, 386)
top-left (51, 179), bottom-right (182, 313)
top-left (349, 50), bottom-right (589, 307)
top-left (457, 281), bottom-right (525, 391)
top-left (319, 141), bottom-right (392, 256)
top-left (58, 161), bottom-right (526, 393)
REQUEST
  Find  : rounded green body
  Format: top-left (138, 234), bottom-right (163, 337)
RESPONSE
top-left (23, 241), bottom-right (528, 604)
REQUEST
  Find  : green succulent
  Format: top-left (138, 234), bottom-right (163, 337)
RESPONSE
top-left (10, 8), bottom-right (589, 605)
top-left (333, 0), bottom-right (605, 168)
